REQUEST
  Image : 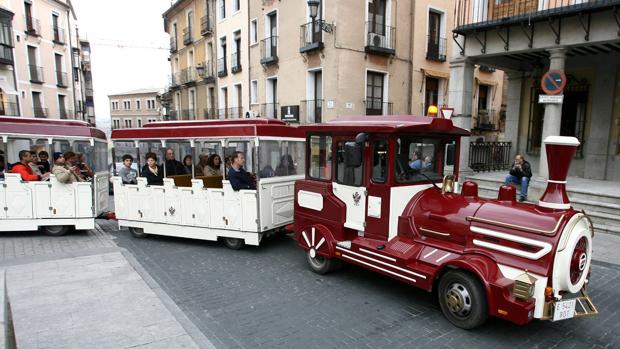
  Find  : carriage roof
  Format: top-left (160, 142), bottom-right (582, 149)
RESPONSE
top-left (0, 116), bottom-right (107, 140)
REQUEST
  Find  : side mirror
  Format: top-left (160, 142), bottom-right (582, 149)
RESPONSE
top-left (446, 144), bottom-right (455, 166)
top-left (344, 141), bottom-right (363, 167)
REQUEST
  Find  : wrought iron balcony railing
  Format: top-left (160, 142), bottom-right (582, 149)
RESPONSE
top-left (0, 45), bottom-right (12, 64)
top-left (218, 107), bottom-right (243, 119)
top-left (365, 21), bottom-right (395, 55)
top-left (33, 107), bottom-right (48, 118)
top-left (261, 103), bottom-right (279, 119)
top-left (365, 99), bottom-right (393, 115)
top-left (231, 51), bottom-right (241, 73)
top-left (474, 109), bottom-right (498, 130)
top-left (29, 65), bottom-right (44, 83)
top-left (0, 102), bottom-right (19, 116)
top-left (59, 109), bottom-right (74, 119)
top-left (203, 108), bottom-right (218, 119)
top-left (301, 99), bottom-right (323, 123)
top-left (52, 25), bottom-right (65, 44)
top-left (181, 109), bottom-right (196, 120)
top-left (56, 71), bottom-right (68, 88)
top-left (426, 35), bottom-right (447, 62)
top-left (180, 67), bottom-right (197, 84)
top-left (25, 16), bottom-right (40, 36)
top-left (300, 20), bottom-right (324, 53)
top-left (183, 27), bottom-right (193, 45)
top-left (200, 14), bottom-right (213, 35)
top-left (217, 57), bottom-right (227, 77)
top-left (170, 37), bottom-right (178, 52)
top-left (260, 36), bottom-right (278, 64)
top-left (196, 61), bottom-right (215, 81)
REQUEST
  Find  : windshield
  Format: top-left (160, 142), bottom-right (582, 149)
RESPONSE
top-left (395, 137), bottom-right (443, 183)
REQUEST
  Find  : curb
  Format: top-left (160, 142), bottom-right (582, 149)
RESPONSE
top-left (0, 269), bottom-right (6, 349)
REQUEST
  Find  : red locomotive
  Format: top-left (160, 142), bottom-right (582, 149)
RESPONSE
top-left (293, 115), bottom-right (597, 329)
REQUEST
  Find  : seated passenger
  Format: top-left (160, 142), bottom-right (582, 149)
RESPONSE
top-left (227, 151), bottom-right (256, 191)
top-left (52, 152), bottom-right (83, 184)
top-left (423, 156), bottom-right (433, 170)
top-left (164, 148), bottom-right (187, 176)
top-left (275, 154), bottom-right (296, 176)
top-left (118, 154), bottom-right (138, 184)
top-left (195, 154), bottom-right (208, 176)
top-left (37, 150), bottom-right (51, 173)
top-left (76, 153), bottom-right (94, 179)
top-left (141, 152), bottom-right (164, 185)
top-left (204, 154), bottom-right (222, 177)
top-left (11, 150), bottom-right (47, 181)
top-left (182, 155), bottom-right (193, 174)
top-left (409, 151), bottom-right (423, 170)
top-left (260, 165), bottom-right (275, 178)
top-left (0, 154), bottom-right (5, 179)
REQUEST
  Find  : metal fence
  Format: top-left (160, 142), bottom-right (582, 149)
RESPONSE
top-left (469, 141), bottom-right (512, 172)
top-left (300, 20), bottom-right (323, 51)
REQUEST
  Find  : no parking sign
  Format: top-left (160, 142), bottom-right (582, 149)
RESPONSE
top-left (541, 70), bottom-right (567, 95)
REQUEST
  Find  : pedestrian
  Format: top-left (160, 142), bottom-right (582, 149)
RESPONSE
top-left (505, 154), bottom-right (532, 202)
top-left (118, 154), bottom-right (138, 184)
top-left (227, 151), bottom-right (255, 190)
top-left (164, 148), bottom-right (187, 176)
top-left (52, 152), bottom-right (82, 184)
top-left (141, 152), bottom-right (164, 185)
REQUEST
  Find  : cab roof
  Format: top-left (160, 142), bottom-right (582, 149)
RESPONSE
top-left (0, 116), bottom-right (106, 140)
top-left (299, 115), bottom-right (470, 136)
top-left (143, 118), bottom-right (287, 128)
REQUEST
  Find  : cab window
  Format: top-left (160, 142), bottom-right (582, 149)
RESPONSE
top-left (308, 135), bottom-right (332, 180)
top-left (395, 137), bottom-right (443, 183)
top-left (336, 141), bottom-right (363, 187)
top-left (372, 140), bottom-right (388, 183)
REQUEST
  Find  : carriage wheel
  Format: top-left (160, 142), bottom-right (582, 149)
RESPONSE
top-left (129, 227), bottom-right (148, 238)
top-left (301, 226), bottom-right (338, 274)
top-left (438, 270), bottom-right (488, 329)
top-left (41, 225), bottom-right (71, 237)
top-left (222, 237), bottom-right (245, 250)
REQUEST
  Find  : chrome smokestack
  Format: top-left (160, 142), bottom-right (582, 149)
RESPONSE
top-left (538, 136), bottom-right (580, 210)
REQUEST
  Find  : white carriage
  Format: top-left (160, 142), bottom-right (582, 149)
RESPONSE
top-left (111, 119), bottom-right (305, 249)
top-left (0, 117), bottom-right (109, 235)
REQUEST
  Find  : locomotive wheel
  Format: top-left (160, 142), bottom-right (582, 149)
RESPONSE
top-left (41, 225), bottom-right (71, 237)
top-left (306, 249), bottom-right (339, 275)
top-left (438, 270), bottom-right (488, 329)
top-left (222, 237), bottom-right (245, 250)
top-left (129, 227), bottom-right (148, 238)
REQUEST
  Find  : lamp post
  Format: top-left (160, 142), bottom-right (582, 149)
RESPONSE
top-left (195, 64), bottom-right (205, 78)
top-left (307, 0), bottom-right (333, 34)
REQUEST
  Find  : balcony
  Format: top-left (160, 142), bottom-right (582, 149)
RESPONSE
top-left (0, 45), bottom-right (12, 64)
top-left (170, 72), bottom-right (182, 87)
top-left (25, 16), bottom-right (40, 36)
top-left (183, 27), bottom-right (192, 46)
top-left (365, 22), bottom-right (395, 56)
top-left (56, 71), bottom-right (68, 88)
top-left (231, 51), bottom-right (241, 74)
top-left (196, 61), bottom-right (215, 83)
top-left (166, 110), bottom-right (179, 121)
top-left (180, 67), bottom-right (197, 85)
top-left (200, 14), bottom-right (213, 35)
top-left (0, 102), bottom-right (19, 116)
top-left (260, 36), bottom-right (278, 65)
top-left (52, 25), bottom-right (65, 45)
top-left (33, 107), bottom-right (48, 118)
top-left (181, 109), bottom-right (196, 120)
top-left (217, 57), bottom-right (227, 77)
top-left (170, 37), bottom-right (177, 52)
top-left (300, 20), bottom-right (324, 53)
top-left (301, 99), bottom-right (323, 123)
top-left (28, 65), bottom-right (44, 84)
top-left (218, 107), bottom-right (243, 119)
top-left (426, 35), bottom-right (447, 62)
top-left (203, 108), bottom-right (218, 119)
top-left (59, 109), bottom-right (74, 119)
top-left (261, 103), bottom-right (279, 119)
top-left (365, 99), bottom-right (393, 115)
top-left (473, 109), bottom-right (498, 131)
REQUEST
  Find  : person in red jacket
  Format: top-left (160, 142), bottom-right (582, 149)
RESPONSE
top-left (10, 150), bottom-right (48, 181)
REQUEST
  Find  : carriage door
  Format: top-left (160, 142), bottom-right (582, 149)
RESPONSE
top-left (92, 141), bottom-right (109, 215)
top-left (332, 139), bottom-right (366, 233)
top-left (364, 138), bottom-right (390, 240)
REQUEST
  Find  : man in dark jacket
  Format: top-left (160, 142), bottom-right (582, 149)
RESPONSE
top-left (164, 148), bottom-right (188, 176)
top-left (228, 151), bottom-right (256, 191)
top-left (505, 154), bottom-right (532, 202)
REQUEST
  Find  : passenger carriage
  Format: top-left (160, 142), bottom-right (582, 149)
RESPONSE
top-left (0, 117), bottom-right (109, 235)
top-left (293, 115), bottom-right (597, 328)
top-left (111, 118), bottom-right (305, 249)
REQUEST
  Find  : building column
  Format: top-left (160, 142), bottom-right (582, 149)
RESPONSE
top-left (584, 62), bottom-right (617, 179)
top-left (448, 56), bottom-right (475, 178)
top-left (538, 47), bottom-right (567, 179)
top-left (503, 70), bottom-right (523, 159)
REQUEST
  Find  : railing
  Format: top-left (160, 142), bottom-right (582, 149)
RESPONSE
top-left (365, 99), bottom-right (393, 115)
top-left (231, 51), bottom-right (241, 73)
top-left (52, 25), bottom-right (65, 44)
top-left (200, 15), bottom-right (213, 35)
top-left (0, 102), bottom-right (19, 116)
top-left (59, 109), bottom-right (74, 119)
top-left (260, 36), bottom-right (278, 64)
top-left (33, 107), bottom-right (48, 118)
top-left (300, 20), bottom-right (324, 52)
top-left (469, 141), bottom-right (512, 172)
top-left (301, 99), bottom-right (323, 123)
top-left (85, 88), bottom-right (94, 98)
top-left (171, 72), bottom-right (182, 86)
top-left (181, 109), bottom-right (196, 120)
top-left (166, 110), bottom-right (179, 120)
top-left (56, 71), bottom-right (68, 87)
top-left (203, 108), bottom-right (218, 119)
top-left (261, 103), bottom-right (279, 119)
top-left (426, 35), bottom-right (447, 61)
top-left (180, 67), bottom-right (196, 84)
top-left (28, 65), bottom-right (44, 83)
top-left (217, 57), bottom-right (227, 77)
top-left (170, 37), bottom-right (177, 52)
top-left (25, 16), bottom-right (40, 36)
top-left (474, 109), bottom-right (498, 130)
top-left (0, 46), bottom-right (12, 63)
top-left (196, 61), bottom-right (215, 80)
top-left (218, 107), bottom-right (243, 119)
top-left (183, 27), bottom-right (192, 45)
top-left (365, 21), bottom-right (395, 54)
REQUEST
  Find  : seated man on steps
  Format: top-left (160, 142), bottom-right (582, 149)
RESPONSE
top-left (505, 154), bottom-right (532, 202)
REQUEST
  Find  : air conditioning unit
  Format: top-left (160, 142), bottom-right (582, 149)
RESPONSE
top-left (368, 32), bottom-right (386, 47)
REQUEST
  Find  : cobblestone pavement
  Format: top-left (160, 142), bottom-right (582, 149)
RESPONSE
top-left (100, 220), bottom-right (620, 349)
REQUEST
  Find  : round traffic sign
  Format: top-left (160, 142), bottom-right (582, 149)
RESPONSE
top-left (541, 70), bottom-right (567, 95)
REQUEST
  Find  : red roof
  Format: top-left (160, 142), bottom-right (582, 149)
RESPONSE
top-left (0, 116), bottom-right (107, 140)
top-left (112, 118), bottom-right (304, 140)
top-left (300, 115), bottom-right (470, 136)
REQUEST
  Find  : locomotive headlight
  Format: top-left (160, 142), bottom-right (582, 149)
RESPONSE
top-left (513, 271), bottom-right (537, 301)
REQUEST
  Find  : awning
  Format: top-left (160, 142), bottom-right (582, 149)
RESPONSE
top-left (0, 76), bottom-right (18, 95)
top-left (475, 77), bottom-right (498, 86)
top-left (422, 68), bottom-right (450, 79)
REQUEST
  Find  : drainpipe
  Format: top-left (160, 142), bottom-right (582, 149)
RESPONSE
top-left (407, 0), bottom-right (415, 114)
top-left (67, 9), bottom-right (79, 121)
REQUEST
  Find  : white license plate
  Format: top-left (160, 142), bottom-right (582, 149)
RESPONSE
top-left (553, 299), bottom-right (576, 321)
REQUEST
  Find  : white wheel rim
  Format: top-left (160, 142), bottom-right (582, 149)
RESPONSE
top-left (309, 248), bottom-right (316, 258)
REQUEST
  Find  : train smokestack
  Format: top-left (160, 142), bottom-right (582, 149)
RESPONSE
top-left (537, 136), bottom-right (580, 210)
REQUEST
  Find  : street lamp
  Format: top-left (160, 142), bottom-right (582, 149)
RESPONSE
top-left (307, 0), bottom-right (333, 33)
top-left (195, 64), bottom-right (205, 78)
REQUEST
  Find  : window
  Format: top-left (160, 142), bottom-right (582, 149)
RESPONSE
top-left (224, 141), bottom-right (253, 178)
top-left (124, 119), bottom-right (132, 128)
top-left (219, 0), bottom-right (225, 19)
top-left (123, 101), bottom-right (131, 110)
top-left (372, 140), bottom-right (388, 183)
top-left (426, 11), bottom-right (445, 61)
top-left (250, 19), bottom-right (257, 44)
top-left (395, 137), bottom-right (443, 183)
top-left (258, 140), bottom-right (305, 178)
top-left (112, 119), bottom-right (120, 129)
top-left (336, 141), bottom-right (363, 187)
top-left (136, 100), bottom-right (141, 110)
top-left (366, 71), bottom-right (385, 115)
top-left (137, 119), bottom-right (142, 128)
top-left (424, 77), bottom-right (439, 115)
top-left (308, 134), bottom-right (332, 180)
top-left (250, 80), bottom-right (258, 104)
top-left (233, 0), bottom-right (240, 12)
top-left (368, 0), bottom-right (387, 35)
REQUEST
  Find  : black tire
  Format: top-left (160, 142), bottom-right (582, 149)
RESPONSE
top-left (437, 270), bottom-right (488, 329)
top-left (222, 237), bottom-right (245, 250)
top-left (41, 225), bottom-right (71, 236)
top-left (129, 227), bottom-right (148, 238)
top-left (306, 249), bottom-right (339, 275)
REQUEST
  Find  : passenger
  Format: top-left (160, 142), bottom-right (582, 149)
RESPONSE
top-left (227, 151), bottom-right (256, 190)
top-left (10, 150), bottom-right (47, 181)
top-left (195, 154), bottom-right (209, 176)
top-left (62, 151), bottom-right (86, 181)
top-left (118, 154), bottom-right (138, 184)
top-left (275, 154), bottom-right (296, 176)
top-left (423, 156), bottom-right (433, 170)
top-left (76, 153), bottom-right (94, 179)
top-left (0, 154), bottom-right (5, 179)
top-left (204, 154), bottom-right (222, 177)
top-left (182, 154), bottom-right (193, 174)
top-left (260, 165), bottom-right (275, 178)
top-left (141, 152), bottom-right (164, 185)
top-left (164, 148), bottom-right (187, 176)
top-left (37, 150), bottom-right (51, 173)
top-left (409, 150), bottom-right (423, 170)
top-left (52, 152), bottom-right (82, 184)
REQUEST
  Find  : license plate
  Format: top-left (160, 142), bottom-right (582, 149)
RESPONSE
top-left (553, 299), bottom-right (576, 321)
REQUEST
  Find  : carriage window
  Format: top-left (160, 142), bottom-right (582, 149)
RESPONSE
top-left (200, 142), bottom-right (222, 157)
top-left (94, 141), bottom-right (108, 173)
top-left (309, 135), bottom-right (332, 180)
top-left (336, 141), bottom-right (363, 187)
top-left (258, 140), bottom-right (304, 178)
top-left (395, 137), bottom-right (443, 183)
top-left (165, 141), bottom-right (193, 176)
top-left (138, 141), bottom-right (164, 167)
top-left (113, 141), bottom-right (139, 175)
top-left (372, 140), bottom-right (388, 183)
top-left (225, 141), bottom-right (253, 178)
